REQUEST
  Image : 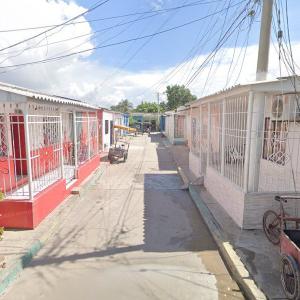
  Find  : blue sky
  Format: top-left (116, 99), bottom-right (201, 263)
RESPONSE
top-left (75, 0), bottom-right (300, 72)
top-left (0, 0), bottom-right (299, 107)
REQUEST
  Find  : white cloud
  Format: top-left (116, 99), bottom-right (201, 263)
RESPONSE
top-left (0, 0), bottom-right (299, 108)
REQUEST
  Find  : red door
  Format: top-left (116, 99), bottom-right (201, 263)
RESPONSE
top-left (10, 115), bottom-right (27, 175)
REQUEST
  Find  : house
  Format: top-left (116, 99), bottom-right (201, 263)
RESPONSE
top-left (164, 106), bottom-right (190, 145)
top-left (0, 82), bottom-right (100, 229)
top-left (165, 76), bottom-right (300, 229)
top-left (131, 112), bottom-right (160, 131)
top-left (99, 108), bottom-right (114, 151)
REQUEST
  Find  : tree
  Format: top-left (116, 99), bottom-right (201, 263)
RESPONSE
top-left (110, 99), bottom-right (133, 113)
top-left (134, 101), bottom-right (167, 113)
top-left (165, 85), bottom-right (197, 110)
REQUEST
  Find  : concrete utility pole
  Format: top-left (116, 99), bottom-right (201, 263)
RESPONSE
top-left (256, 0), bottom-right (273, 81)
top-left (247, 0), bottom-right (273, 192)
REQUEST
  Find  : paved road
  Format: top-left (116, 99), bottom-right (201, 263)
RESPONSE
top-left (1, 134), bottom-right (243, 300)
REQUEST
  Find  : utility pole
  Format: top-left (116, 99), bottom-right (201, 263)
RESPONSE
top-left (157, 92), bottom-right (160, 132)
top-left (247, 0), bottom-right (273, 192)
top-left (256, 0), bottom-right (273, 81)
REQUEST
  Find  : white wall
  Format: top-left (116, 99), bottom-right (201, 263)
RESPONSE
top-left (189, 151), bottom-right (201, 178)
top-left (102, 111), bottom-right (113, 151)
top-left (204, 166), bottom-right (245, 228)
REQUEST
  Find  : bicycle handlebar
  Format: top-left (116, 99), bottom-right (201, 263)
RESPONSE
top-left (275, 195), bottom-right (300, 202)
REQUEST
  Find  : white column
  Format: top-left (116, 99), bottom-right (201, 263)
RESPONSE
top-left (243, 91), bottom-right (254, 192)
top-left (199, 105), bottom-right (202, 174)
top-left (24, 113), bottom-right (33, 200)
top-left (87, 113), bottom-right (91, 160)
top-left (248, 92), bottom-right (266, 192)
top-left (221, 99), bottom-right (226, 175)
top-left (59, 114), bottom-right (64, 179)
top-left (73, 111), bottom-right (78, 168)
top-left (207, 103), bottom-right (211, 167)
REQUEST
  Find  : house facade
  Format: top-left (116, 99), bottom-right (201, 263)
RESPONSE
top-left (164, 77), bottom-right (300, 229)
top-left (0, 82), bottom-right (100, 229)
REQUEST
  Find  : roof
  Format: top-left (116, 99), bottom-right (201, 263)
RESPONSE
top-left (189, 76), bottom-right (300, 107)
top-left (0, 81), bottom-right (97, 109)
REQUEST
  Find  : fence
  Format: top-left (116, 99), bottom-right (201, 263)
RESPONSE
top-left (75, 113), bottom-right (98, 165)
top-left (258, 93), bottom-right (300, 192)
top-left (174, 115), bottom-right (185, 138)
top-left (0, 110), bottom-right (98, 200)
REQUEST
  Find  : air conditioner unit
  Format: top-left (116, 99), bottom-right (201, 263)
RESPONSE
top-left (270, 94), bottom-right (300, 121)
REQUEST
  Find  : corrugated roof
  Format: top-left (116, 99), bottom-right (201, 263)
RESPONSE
top-left (0, 81), bottom-right (97, 109)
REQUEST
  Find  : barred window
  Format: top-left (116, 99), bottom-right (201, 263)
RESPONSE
top-left (263, 118), bottom-right (288, 166)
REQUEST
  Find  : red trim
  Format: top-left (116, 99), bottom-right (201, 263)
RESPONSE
top-left (0, 154), bottom-right (100, 229)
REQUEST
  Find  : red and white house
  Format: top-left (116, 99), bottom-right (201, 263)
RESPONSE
top-left (0, 82), bottom-right (100, 229)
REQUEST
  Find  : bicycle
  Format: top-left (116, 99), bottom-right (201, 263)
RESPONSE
top-left (263, 195), bottom-right (300, 245)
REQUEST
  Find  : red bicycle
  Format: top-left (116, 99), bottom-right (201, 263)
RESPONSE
top-left (263, 195), bottom-right (300, 245)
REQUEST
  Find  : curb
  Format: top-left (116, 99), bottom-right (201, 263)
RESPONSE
top-left (0, 164), bottom-right (107, 296)
top-left (163, 139), bottom-right (266, 300)
top-left (188, 184), bottom-right (266, 300)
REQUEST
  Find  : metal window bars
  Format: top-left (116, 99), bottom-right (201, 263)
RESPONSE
top-left (0, 110), bottom-right (98, 200)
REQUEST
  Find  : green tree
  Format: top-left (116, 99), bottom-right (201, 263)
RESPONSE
top-left (134, 101), bottom-right (167, 113)
top-left (165, 85), bottom-right (197, 110)
top-left (110, 99), bottom-right (133, 113)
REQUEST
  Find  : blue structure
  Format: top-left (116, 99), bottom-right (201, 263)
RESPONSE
top-left (160, 115), bottom-right (166, 132)
top-left (132, 114), bottom-right (143, 123)
top-left (123, 113), bottom-right (129, 127)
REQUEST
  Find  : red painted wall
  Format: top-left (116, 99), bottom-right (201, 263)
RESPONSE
top-left (0, 154), bottom-right (100, 229)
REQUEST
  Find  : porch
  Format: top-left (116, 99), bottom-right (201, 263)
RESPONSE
top-left (187, 78), bottom-right (300, 228)
top-left (0, 96), bottom-right (99, 229)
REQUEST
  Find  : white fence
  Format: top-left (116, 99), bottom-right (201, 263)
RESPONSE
top-left (189, 92), bottom-right (300, 193)
top-left (0, 110), bottom-right (98, 200)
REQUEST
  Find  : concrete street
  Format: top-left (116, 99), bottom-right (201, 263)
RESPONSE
top-left (1, 134), bottom-right (244, 300)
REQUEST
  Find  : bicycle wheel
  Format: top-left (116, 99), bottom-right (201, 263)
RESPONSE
top-left (281, 254), bottom-right (300, 299)
top-left (263, 210), bottom-right (281, 245)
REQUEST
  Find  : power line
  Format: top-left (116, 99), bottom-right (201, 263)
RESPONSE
top-left (0, 0), bottom-right (221, 33)
top-left (0, 4), bottom-right (248, 72)
top-left (185, 0), bottom-right (254, 86)
top-left (0, 0), bottom-right (111, 52)
top-left (129, 0), bottom-right (249, 99)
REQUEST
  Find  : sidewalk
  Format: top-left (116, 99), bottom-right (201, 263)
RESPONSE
top-left (162, 138), bottom-right (286, 300)
top-left (0, 163), bottom-right (108, 295)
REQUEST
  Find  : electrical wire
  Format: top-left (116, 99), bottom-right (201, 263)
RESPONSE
top-left (0, 4), bottom-right (248, 72)
top-left (0, 0), bottom-right (111, 52)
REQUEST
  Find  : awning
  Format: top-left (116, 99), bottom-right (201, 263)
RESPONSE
top-left (114, 124), bottom-right (136, 132)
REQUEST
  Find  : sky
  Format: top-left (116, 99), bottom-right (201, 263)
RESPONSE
top-left (0, 0), bottom-right (299, 108)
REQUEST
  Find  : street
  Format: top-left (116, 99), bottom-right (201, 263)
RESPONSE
top-left (1, 134), bottom-right (243, 300)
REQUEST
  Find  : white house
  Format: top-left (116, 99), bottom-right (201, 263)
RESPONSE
top-left (166, 76), bottom-right (300, 229)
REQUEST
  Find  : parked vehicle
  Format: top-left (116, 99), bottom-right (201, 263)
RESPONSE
top-left (263, 195), bottom-right (300, 299)
top-left (108, 140), bottom-right (129, 163)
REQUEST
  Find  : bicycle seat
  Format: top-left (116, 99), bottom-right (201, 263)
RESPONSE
top-left (275, 195), bottom-right (300, 202)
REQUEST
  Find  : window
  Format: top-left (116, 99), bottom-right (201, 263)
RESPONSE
top-left (263, 118), bottom-right (288, 166)
top-left (105, 120), bottom-right (109, 134)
